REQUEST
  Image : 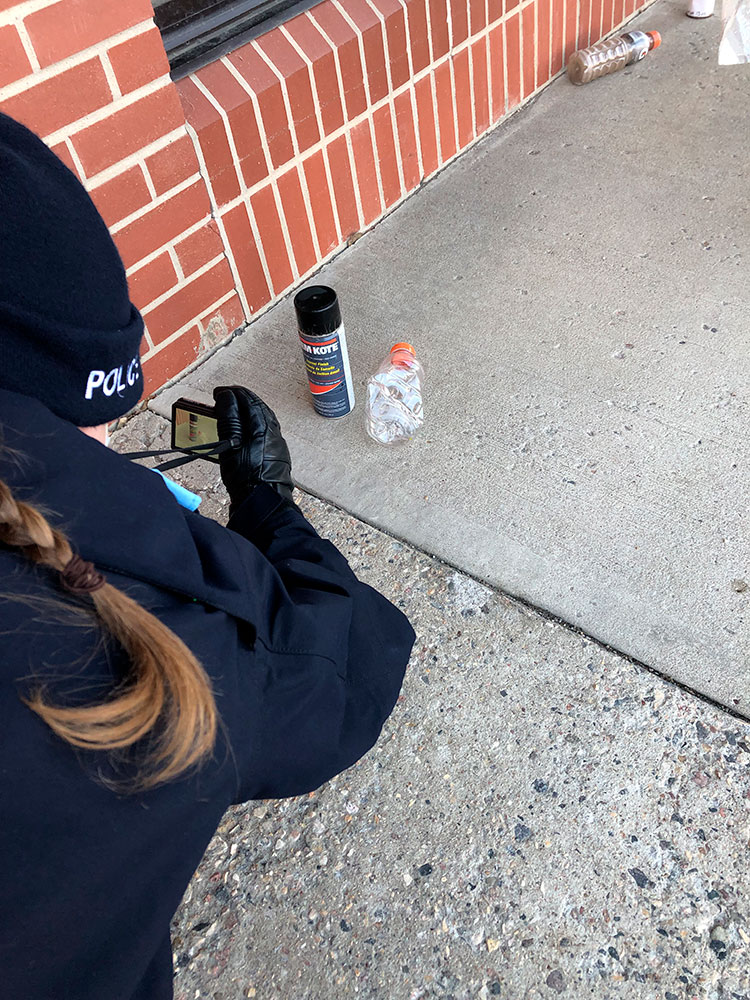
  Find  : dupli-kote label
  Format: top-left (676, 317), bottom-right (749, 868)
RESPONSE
top-left (298, 325), bottom-right (355, 418)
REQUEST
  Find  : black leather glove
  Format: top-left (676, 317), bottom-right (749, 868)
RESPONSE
top-left (213, 386), bottom-right (294, 510)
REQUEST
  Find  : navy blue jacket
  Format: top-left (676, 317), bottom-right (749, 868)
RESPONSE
top-left (0, 389), bottom-right (413, 1000)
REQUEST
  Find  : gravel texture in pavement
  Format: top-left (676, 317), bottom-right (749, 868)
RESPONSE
top-left (111, 412), bottom-right (750, 1000)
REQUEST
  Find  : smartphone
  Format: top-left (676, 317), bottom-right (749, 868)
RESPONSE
top-left (171, 398), bottom-right (220, 462)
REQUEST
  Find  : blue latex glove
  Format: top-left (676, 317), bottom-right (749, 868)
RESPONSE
top-left (152, 469), bottom-right (201, 511)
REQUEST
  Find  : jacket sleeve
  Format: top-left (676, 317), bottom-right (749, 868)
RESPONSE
top-left (218, 484), bottom-right (415, 802)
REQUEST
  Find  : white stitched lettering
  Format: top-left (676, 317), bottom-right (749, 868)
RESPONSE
top-left (85, 370), bottom-right (105, 399)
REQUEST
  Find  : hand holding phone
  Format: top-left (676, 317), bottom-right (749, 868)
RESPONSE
top-left (171, 399), bottom-right (221, 462)
top-left (212, 386), bottom-right (294, 510)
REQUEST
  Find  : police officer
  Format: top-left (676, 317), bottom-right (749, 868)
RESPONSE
top-left (0, 113), bottom-right (414, 999)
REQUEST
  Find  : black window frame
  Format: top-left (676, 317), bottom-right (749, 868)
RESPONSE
top-left (153, 0), bottom-right (323, 78)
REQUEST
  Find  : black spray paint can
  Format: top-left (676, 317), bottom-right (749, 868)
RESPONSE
top-left (294, 285), bottom-right (355, 418)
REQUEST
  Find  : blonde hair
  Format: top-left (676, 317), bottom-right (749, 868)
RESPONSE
top-left (0, 477), bottom-right (218, 790)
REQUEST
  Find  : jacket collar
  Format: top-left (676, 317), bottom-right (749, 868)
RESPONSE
top-left (0, 389), bottom-right (253, 626)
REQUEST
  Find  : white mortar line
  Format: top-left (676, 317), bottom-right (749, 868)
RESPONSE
top-left (429, 66), bottom-right (443, 166)
top-left (221, 56), bottom-right (273, 176)
top-left (77, 126), bottom-right (187, 189)
top-left (363, 0), bottom-right (394, 93)
top-left (552, 0), bottom-right (558, 75)
top-left (329, 0), bottom-right (374, 108)
top-left (142, 254), bottom-right (226, 316)
top-left (487, 24), bottom-right (496, 121)
top-left (367, 115), bottom-right (387, 214)
top-left (217, 56), bottom-right (298, 292)
top-left (329, 0), bottom-right (387, 208)
top-left (318, 145), bottom-right (344, 245)
top-left (240, 199), bottom-right (278, 314)
top-left (267, 177), bottom-right (299, 281)
top-left (296, 160), bottom-right (324, 259)
top-left (65, 137), bottom-right (86, 177)
top-left (303, 10), bottom-right (365, 228)
top-left (503, 14), bottom-right (510, 114)
top-left (143, 163), bottom-right (158, 199)
top-left (142, 316), bottom-right (205, 360)
top-left (393, 0), bottom-right (424, 180)
top-left (364, 0), bottom-right (406, 194)
top-left (386, 99), bottom-right (406, 196)
top-left (184, 120), bottom-right (256, 319)
top-left (0, 19), bottom-right (155, 101)
top-left (285, 161), bottom-right (323, 262)
top-left (197, 289), bottom-right (235, 323)
top-left (251, 39), bottom-right (300, 157)
top-left (305, 9), bottom-right (349, 120)
top-left (141, 0), bottom-right (637, 351)
top-left (99, 51), bottom-right (122, 100)
top-left (144, 288), bottom-right (234, 355)
top-left (534, 0), bottom-right (540, 92)
top-left (41, 74), bottom-right (173, 145)
top-left (279, 24), bottom-right (325, 138)
top-left (396, 0), bottom-right (415, 79)
top-left (108, 171), bottom-right (201, 233)
top-left (191, 72), bottom-right (245, 188)
top-left (518, 0), bottom-right (525, 98)
top-left (279, 23), bottom-right (343, 245)
top-left (124, 213), bottom-right (212, 276)
top-left (174, 0), bottom-right (538, 222)
top-left (168, 245), bottom-right (184, 281)
top-left (15, 20), bottom-right (40, 72)
top-left (193, 67), bottom-right (277, 308)
top-left (0, 0), bottom-right (57, 29)
top-left (343, 129), bottom-right (367, 228)
top-left (250, 40), bottom-right (323, 261)
top-left (447, 58), bottom-right (460, 158)
top-left (406, 83), bottom-right (424, 181)
top-left (321, 146), bottom-right (348, 244)
top-left (423, 0), bottom-right (436, 63)
top-left (467, 39), bottom-right (477, 139)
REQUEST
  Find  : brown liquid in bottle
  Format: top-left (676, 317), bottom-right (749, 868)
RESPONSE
top-left (567, 30), bottom-right (661, 85)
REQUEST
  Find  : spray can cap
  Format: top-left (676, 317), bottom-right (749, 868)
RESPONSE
top-left (294, 285), bottom-right (342, 336)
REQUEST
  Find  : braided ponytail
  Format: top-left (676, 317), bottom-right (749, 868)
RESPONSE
top-left (0, 478), bottom-right (218, 790)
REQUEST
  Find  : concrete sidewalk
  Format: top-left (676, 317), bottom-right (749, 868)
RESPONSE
top-left (127, 0), bottom-right (750, 993)
top-left (152, 0), bottom-right (749, 713)
top-left (112, 412), bottom-right (750, 1000)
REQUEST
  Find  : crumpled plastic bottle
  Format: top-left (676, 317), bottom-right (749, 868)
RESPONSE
top-left (365, 343), bottom-right (425, 446)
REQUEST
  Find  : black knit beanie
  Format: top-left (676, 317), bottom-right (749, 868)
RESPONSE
top-left (0, 113), bottom-right (144, 426)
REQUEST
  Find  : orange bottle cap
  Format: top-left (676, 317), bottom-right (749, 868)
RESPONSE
top-left (391, 342), bottom-right (416, 355)
top-left (647, 30), bottom-right (662, 49)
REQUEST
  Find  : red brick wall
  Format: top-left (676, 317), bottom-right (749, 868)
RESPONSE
top-left (0, 0), bottom-right (243, 394)
top-left (0, 0), bottom-right (652, 398)
top-left (178, 0), bottom-right (653, 352)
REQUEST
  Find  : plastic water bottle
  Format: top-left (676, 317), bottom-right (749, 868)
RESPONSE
top-left (365, 343), bottom-right (424, 445)
top-left (567, 29), bottom-right (661, 85)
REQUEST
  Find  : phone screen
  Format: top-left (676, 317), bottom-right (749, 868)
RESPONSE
top-left (172, 402), bottom-right (220, 461)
